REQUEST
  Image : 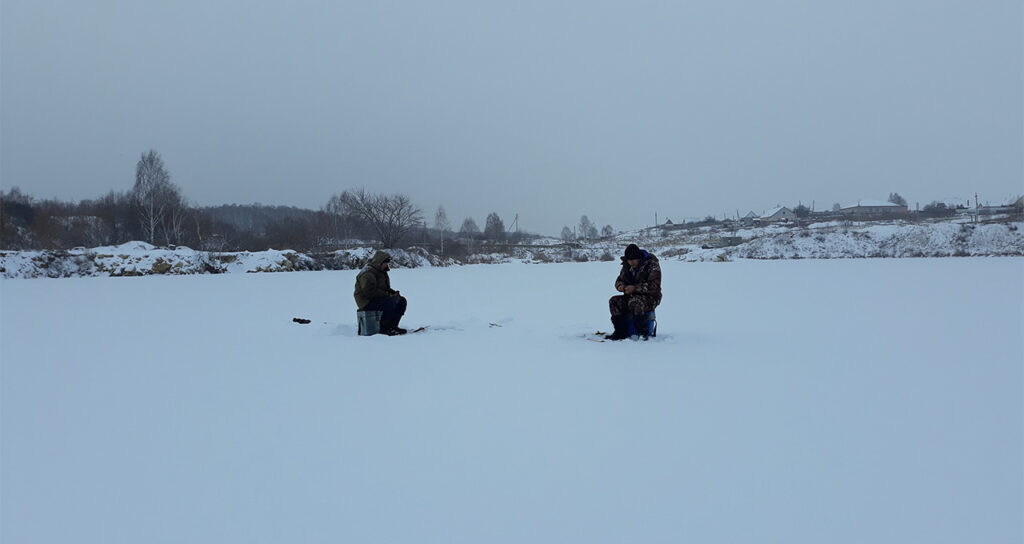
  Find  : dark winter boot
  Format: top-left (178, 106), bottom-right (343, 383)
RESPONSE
top-left (625, 314), bottom-right (638, 339)
top-left (605, 314), bottom-right (631, 341)
top-left (391, 315), bottom-right (406, 335)
top-left (634, 315), bottom-right (650, 341)
top-left (379, 319), bottom-right (407, 336)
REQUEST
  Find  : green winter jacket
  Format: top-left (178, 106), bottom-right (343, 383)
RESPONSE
top-left (353, 251), bottom-right (398, 310)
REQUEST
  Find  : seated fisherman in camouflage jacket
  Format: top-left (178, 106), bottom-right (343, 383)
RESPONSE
top-left (354, 251), bottom-right (408, 335)
top-left (606, 243), bottom-right (662, 340)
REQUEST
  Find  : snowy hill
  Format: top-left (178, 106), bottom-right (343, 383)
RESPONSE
top-left (442, 218), bottom-right (1024, 264)
top-left (1, 217), bottom-right (1022, 278)
top-left (652, 219), bottom-right (1024, 261)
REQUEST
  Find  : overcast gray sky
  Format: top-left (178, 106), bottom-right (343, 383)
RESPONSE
top-left (2, 0), bottom-right (1021, 236)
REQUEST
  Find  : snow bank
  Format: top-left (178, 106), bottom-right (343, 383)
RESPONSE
top-left (2, 219), bottom-right (1021, 278)
top-left (0, 243), bottom-right (208, 278)
top-left (0, 244), bottom-right (454, 279)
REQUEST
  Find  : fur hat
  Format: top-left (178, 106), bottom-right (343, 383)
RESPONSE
top-left (623, 244), bottom-right (643, 260)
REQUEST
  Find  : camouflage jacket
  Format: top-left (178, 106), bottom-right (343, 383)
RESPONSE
top-left (614, 252), bottom-right (662, 305)
top-left (353, 251), bottom-right (398, 310)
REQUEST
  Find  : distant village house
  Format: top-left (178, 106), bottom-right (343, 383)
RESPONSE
top-left (839, 200), bottom-right (909, 216)
top-left (977, 196), bottom-right (1024, 216)
top-left (760, 207), bottom-right (796, 223)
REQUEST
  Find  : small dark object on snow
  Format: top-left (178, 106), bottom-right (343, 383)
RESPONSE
top-left (292, 317), bottom-right (311, 324)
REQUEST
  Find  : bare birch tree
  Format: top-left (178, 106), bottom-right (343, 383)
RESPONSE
top-left (459, 217), bottom-right (479, 238)
top-left (324, 193), bottom-right (355, 241)
top-left (578, 215), bottom-right (597, 240)
top-left (132, 150), bottom-right (183, 245)
top-left (434, 205), bottom-right (451, 255)
top-left (163, 193), bottom-right (190, 246)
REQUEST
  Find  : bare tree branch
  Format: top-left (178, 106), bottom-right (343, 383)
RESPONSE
top-left (338, 188), bottom-right (422, 248)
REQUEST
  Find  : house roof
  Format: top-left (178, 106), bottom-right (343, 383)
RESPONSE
top-left (841, 199), bottom-right (905, 209)
top-left (762, 206), bottom-right (792, 218)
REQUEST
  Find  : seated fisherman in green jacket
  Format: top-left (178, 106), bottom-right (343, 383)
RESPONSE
top-left (353, 251), bottom-right (407, 335)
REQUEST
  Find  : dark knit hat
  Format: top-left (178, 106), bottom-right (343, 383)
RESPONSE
top-left (623, 244), bottom-right (642, 260)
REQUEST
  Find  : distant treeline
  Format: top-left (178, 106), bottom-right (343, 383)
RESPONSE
top-left (0, 188), bottom-right (540, 253)
top-left (0, 150), bottom-right (539, 253)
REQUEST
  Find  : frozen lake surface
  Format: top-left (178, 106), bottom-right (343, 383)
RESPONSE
top-left (2, 258), bottom-right (1022, 543)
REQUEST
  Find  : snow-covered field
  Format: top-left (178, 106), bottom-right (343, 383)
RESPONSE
top-left (2, 259), bottom-right (1022, 543)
